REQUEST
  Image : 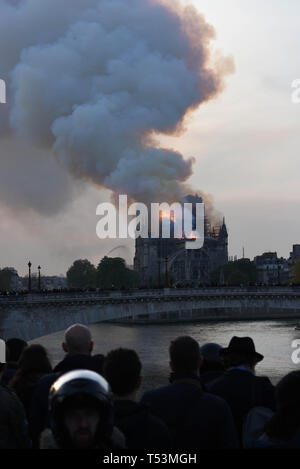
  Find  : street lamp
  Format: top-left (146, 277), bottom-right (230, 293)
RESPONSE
top-left (165, 257), bottom-right (168, 287)
top-left (38, 265), bottom-right (41, 291)
top-left (28, 261), bottom-right (32, 292)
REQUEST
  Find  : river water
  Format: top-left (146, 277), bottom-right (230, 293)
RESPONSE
top-left (30, 319), bottom-right (300, 395)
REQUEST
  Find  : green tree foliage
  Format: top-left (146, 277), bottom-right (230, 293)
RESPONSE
top-left (210, 259), bottom-right (258, 285)
top-left (0, 268), bottom-right (14, 291)
top-left (96, 257), bottom-right (140, 289)
top-left (292, 258), bottom-right (300, 283)
top-left (66, 259), bottom-right (97, 288)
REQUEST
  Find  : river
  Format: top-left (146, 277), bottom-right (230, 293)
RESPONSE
top-left (30, 319), bottom-right (300, 395)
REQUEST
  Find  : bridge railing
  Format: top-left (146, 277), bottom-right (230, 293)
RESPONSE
top-left (0, 285), bottom-right (300, 305)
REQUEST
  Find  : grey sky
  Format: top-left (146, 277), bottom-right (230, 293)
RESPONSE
top-left (0, 0), bottom-right (299, 276)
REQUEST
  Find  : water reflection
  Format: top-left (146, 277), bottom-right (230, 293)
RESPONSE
top-left (30, 319), bottom-right (300, 394)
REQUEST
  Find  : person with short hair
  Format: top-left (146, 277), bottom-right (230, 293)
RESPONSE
top-left (62, 323), bottom-right (93, 357)
top-left (104, 348), bottom-right (171, 449)
top-left (141, 336), bottom-right (238, 449)
top-left (29, 323), bottom-right (103, 447)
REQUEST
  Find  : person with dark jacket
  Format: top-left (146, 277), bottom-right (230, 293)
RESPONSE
top-left (200, 342), bottom-right (224, 387)
top-left (9, 344), bottom-right (52, 418)
top-left (103, 348), bottom-right (171, 449)
top-left (207, 336), bottom-right (275, 443)
top-left (28, 323), bottom-right (103, 447)
top-left (251, 370), bottom-right (300, 448)
top-left (141, 336), bottom-right (238, 449)
top-left (40, 370), bottom-right (125, 449)
top-left (0, 384), bottom-right (31, 448)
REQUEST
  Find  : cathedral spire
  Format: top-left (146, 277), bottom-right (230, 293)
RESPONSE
top-left (219, 217), bottom-right (228, 239)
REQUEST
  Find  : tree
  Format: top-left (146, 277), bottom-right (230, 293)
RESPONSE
top-left (210, 259), bottom-right (258, 285)
top-left (96, 257), bottom-right (140, 289)
top-left (66, 259), bottom-right (97, 288)
top-left (292, 258), bottom-right (300, 284)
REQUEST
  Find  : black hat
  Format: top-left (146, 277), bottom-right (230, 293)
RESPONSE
top-left (220, 337), bottom-right (264, 363)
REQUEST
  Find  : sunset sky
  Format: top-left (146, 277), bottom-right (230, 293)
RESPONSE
top-left (0, 0), bottom-right (299, 276)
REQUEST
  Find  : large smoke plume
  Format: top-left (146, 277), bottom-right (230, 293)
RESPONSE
top-left (0, 0), bottom-right (233, 210)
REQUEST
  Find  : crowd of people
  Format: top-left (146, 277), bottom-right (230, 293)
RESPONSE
top-left (0, 324), bottom-right (299, 450)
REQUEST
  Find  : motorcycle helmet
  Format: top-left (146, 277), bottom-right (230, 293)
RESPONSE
top-left (49, 369), bottom-right (114, 448)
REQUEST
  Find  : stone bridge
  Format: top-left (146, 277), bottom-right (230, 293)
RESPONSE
top-left (1, 286), bottom-right (300, 341)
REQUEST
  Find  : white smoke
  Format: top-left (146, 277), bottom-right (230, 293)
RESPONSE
top-left (0, 0), bottom-right (233, 208)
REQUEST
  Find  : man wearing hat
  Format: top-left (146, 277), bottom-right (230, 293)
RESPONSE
top-left (207, 336), bottom-right (275, 442)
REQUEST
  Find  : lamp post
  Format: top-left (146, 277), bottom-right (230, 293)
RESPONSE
top-left (28, 261), bottom-right (32, 292)
top-left (165, 257), bottom-right (168, 287)
top-left (158, 259), bottom-right (161, 288)
top-left (38, 265), bottom-right (41, 291)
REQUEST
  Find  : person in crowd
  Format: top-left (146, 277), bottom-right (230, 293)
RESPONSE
top-left (103, 348), bottom-right (171, 449)
top-left (51, 324), bottom-right (102, 373)
top-left (141, 336), bottom-right (238, 449)
top-left (9, 344), bottom-right (52, 418)
top-left (207, 336), bottom-right (275, 442)
top-left (251, 370), bottom-right (300, 448)
top-left (1, 338), bottom-right (28, 385)
top-left (199, 342), bottom-right (224, 387)
top-left (0, 382), bottom-right (31, 448)
top-left (40, 369), bottom-right (125, 449)
top-left (29, 323), bottom-right (103, 447)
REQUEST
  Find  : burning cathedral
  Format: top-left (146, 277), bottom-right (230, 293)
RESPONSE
top-left (134, 195), bottom-right (228, 285)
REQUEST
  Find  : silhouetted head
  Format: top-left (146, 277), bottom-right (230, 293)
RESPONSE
top-left (265, 370), bottom-right (300, 441)
top-left (17, 344), bottom-right (52, 375)
top-left (200, 342), bottom-right (224, 373)
top-left (169, 336), bottom-right (202, 374)
top-left (220, 336), bottom-right (263, 370)
top-left (103, 348), bottom-right (142, 398)
top-left (49, 370), bottom-right (113, 449)
top-left (6, 338), bottom-right (27, 363)
top-left (62, 324), bottom-right (93, 356)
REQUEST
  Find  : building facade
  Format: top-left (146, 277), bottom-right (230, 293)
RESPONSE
top-left (253, 252), bottom-right (290, 284)
top-left (134, 199), bottom-right (228, 286)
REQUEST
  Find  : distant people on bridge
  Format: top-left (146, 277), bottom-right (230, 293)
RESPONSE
top-left (199, 343), bottom-right (224, 387)
top-left (29, 323), bottom-right (103, 447)
top-left (207, 336), bottom-right (275, 443)
top-left (1, 338), bottom-right (28, 386)
top-left (103, 348), bottom-right (171, 449)
top-left (9, 344), bottom-right (52, 419)
top-left (141, 336), bottom-right (238, 449)
top-left (40, 370), bottom-right (125, 449)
